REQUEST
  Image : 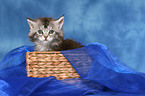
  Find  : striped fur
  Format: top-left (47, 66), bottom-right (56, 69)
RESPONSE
top-left (27, 15), bottom-right (84, 51)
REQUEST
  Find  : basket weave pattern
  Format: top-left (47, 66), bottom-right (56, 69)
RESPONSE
top-left (26, 51), bottom-right (80, 80)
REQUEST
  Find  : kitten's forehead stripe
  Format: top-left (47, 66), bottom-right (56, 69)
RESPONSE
top-left (39, 17), bottom-right (53, 28)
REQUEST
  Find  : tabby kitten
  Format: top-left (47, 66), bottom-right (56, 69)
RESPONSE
top-left (27, 15), bottom-right (84, 51)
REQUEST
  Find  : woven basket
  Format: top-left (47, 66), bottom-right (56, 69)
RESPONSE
top-left (26, 51), bottom-right (80, 80)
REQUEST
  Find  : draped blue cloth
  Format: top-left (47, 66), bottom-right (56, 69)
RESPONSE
top-left (0, 43), bottom-right (145, 96)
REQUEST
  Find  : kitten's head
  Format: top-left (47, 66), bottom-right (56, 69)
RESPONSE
top-left (27, 15), bottom-right (64, 42)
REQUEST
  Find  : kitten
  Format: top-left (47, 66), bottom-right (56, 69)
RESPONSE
top-left (27, 15), bottom-right (84, 51)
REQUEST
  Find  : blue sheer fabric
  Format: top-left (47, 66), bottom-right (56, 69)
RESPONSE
top-left (0, 43), bottom-right (145, 96)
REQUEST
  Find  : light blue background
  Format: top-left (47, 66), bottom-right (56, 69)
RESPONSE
top-left (0, 0), bottom-right (145, 72)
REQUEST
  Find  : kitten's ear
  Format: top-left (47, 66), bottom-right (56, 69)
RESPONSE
top-left (27, 17), bottom-right (36, 29)
top-left (54, 15), bottom-right (64, 29)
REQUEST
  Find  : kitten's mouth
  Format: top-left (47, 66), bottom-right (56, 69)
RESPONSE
top-left (44, 40), bottom-right (48, 42)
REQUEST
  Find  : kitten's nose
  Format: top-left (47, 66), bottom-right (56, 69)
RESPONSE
top-left (44, 36), bottom-right (48, 39)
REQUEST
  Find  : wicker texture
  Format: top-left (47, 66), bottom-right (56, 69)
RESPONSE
top-left (26, 51), bottom-right (80, 80)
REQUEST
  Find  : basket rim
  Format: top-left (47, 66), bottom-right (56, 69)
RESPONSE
top-left (27, 51), bottom-right (61, 53)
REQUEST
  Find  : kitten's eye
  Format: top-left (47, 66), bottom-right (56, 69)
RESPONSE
top-left (49, 30), bottom-right (54, 34)
top-left (38, 30), bottom-right (43, 34)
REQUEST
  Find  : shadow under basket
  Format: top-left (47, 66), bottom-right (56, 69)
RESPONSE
top-left (26, 51), bottom-right (80, 80)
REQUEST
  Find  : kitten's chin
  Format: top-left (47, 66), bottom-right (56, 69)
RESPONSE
top-left (39, 39), bottom-right (48, 42)
top-left (43, 40), bottom-right (49, 43)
